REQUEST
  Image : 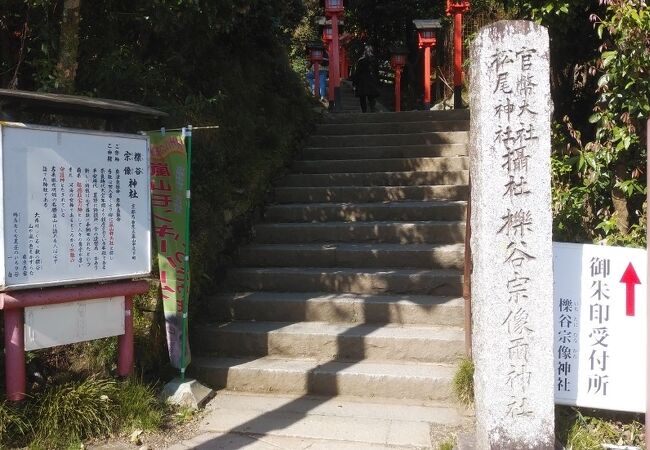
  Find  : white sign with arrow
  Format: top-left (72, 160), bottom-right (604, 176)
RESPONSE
top-left (553, 242), bottom-right (646, 413)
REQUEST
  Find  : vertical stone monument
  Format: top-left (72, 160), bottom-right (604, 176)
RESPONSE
top-left (469, 21), bottom-right (554, 449)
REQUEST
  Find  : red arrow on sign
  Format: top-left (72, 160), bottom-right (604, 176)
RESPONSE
top-left (620, 262), bottom-right (641, 316)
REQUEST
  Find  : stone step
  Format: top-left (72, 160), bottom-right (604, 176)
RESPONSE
top-left (190, 356), bottom-right (455, 401)
top-left (171, 433), bottom-right (426, 450)
top-left (197, 321), bottom-right (465, 364)
top-left (315, 120), bottom-right (469, 136)
top-left (264, 203), bottom-right (467, 223)
top-left (167, 391), bottom-right (467, 450)
top-left (274, 185), bottom-right (468, 203)
top-left (227, 267), bottom-right (463, 296)
top-left (301, 144), bottom-right (467, 160)
top-left (215, 292), bottom-right (465, 326)
top-left (321, 109), bottom-right (470, 124)
top-left (237, 243), bottom-right (464, 269)
top-left (307, 132), bottom-right (468, 148)
top-left (293, 156), bottom-right (468, 174)
top-left (277, 170), bottom-right (469, 187)
top-left (254, 221), bottom-right (465, 244)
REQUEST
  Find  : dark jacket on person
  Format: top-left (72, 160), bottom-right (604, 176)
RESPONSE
top-left (352, 55), bottom-right (380, 98)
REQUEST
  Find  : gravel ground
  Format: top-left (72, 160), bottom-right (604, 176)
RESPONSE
top-left (86, 408), bottom-right (207, 450)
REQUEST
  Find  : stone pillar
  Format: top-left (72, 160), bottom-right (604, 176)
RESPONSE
top-left (469, 21), bottom-right (554, 449)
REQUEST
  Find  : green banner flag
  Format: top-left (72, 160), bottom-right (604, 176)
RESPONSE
top-left (149, 130), bottom-right (190, 369)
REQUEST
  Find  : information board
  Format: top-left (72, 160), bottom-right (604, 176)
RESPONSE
top-left (0, 123), bottom-right (151, 290)
top-left (24, 296), bottom-right (125, 351)
top-left (554, 242), bottom-right (646, 412)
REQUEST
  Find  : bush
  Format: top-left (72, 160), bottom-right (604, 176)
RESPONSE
top-left (31, 378), bottom-right (118, 447)
top-left (544, 0), bottom-right (649, 246)
top-left (0, 398), bottom-right (30, 447)
top-left (0, 377), bottom-right (166, 448)
top-left (113, 378), bottom-right (164, 433)
top-left (556, 406), bottom-right (645, 449)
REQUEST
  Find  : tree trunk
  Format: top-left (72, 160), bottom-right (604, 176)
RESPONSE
top-left (56, 0), bottom-right (81, 94)
top-left (612, 161), bottom-right (630, 235)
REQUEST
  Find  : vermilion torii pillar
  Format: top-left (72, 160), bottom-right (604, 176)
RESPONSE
top-left (325, 0), bottom-right (344, 112)
top-left (447, 0), bottom-right (470, 109)
top-left (390, 48), bottom-right (408, 112)
top-left (413, 20), bottom-right (442, 109)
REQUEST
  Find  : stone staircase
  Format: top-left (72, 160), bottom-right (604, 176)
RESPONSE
top-left (340, 80), bottom-right (362, 112)
top-left (191, 109), bottom-right (471, 449)
top-left (338, 79), bottom-right (389, 113)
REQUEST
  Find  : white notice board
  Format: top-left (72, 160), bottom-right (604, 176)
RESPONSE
top-left (553, 242), bottom-right (646, 413)
top-left (24, 296), bottom-right (125, 351)
top-left (0, 123), bottom-right (151, 290)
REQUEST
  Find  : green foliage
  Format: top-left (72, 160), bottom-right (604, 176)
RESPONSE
top-left (75, 338), bottom-right (119, 376)
top-left (72, 0), bottom-right (306, 100)
top-left (132, 286), bottom-right (170, 377)
top-left (113, 378), bottom-right (164, 433)
top-left (289, 0), bottom-right (321, 76)
top-left (172, 405), bottom-right (197, 425)
top-left (452, 357), bottom-right (474, 407)
top-left (346, 0), bottom-right (444, 50)
top-left (509, 0), bottom-right (603, 123)
top-left (556, 406), bottom-right (645, 449)
top-left (516, 0), bottom-right (570, 21)
top-left (60, 1), bottom-right (316, 306)
top-left (0, 377), bottom-right (165, 448)
top-left (0, 398), bottom-right (30, 447)
top-left (0, 0), bottom-right (315, 378)
top-left (549, 0), bottom-right (649, 246)
top-left (438, 440), bottom-right (455, 450)
top-left (0, 1), bottom-right (60, 90)
top-left (31, 378), bottom-right (117, 447)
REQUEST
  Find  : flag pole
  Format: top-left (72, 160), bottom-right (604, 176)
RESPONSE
top-left (180, 124), bottom-right (192, 381)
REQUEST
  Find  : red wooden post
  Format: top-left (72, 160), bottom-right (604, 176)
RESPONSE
top-left (391, 50), bottom-right (407, 112)
top-left (423, 46), bottom-right (431, 107)
top-left (325, 0), bottom-right (344, 111)
top-left (117, 295), bottom-right (134, 377)
top-left (327, 40), bottom-right (334, 101)
top-left (4, 308), bottom-right (26, 401)
top-left (453, 12), bottom-right (463, 108)
top-left (394, 67), bottom-right (403, 112)
top-left (330, 15), bottom-right (340, 89)
top-left (447, 1), bottom-right (470, 109)
top-left (454, 12), bottom-right (463, 89)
